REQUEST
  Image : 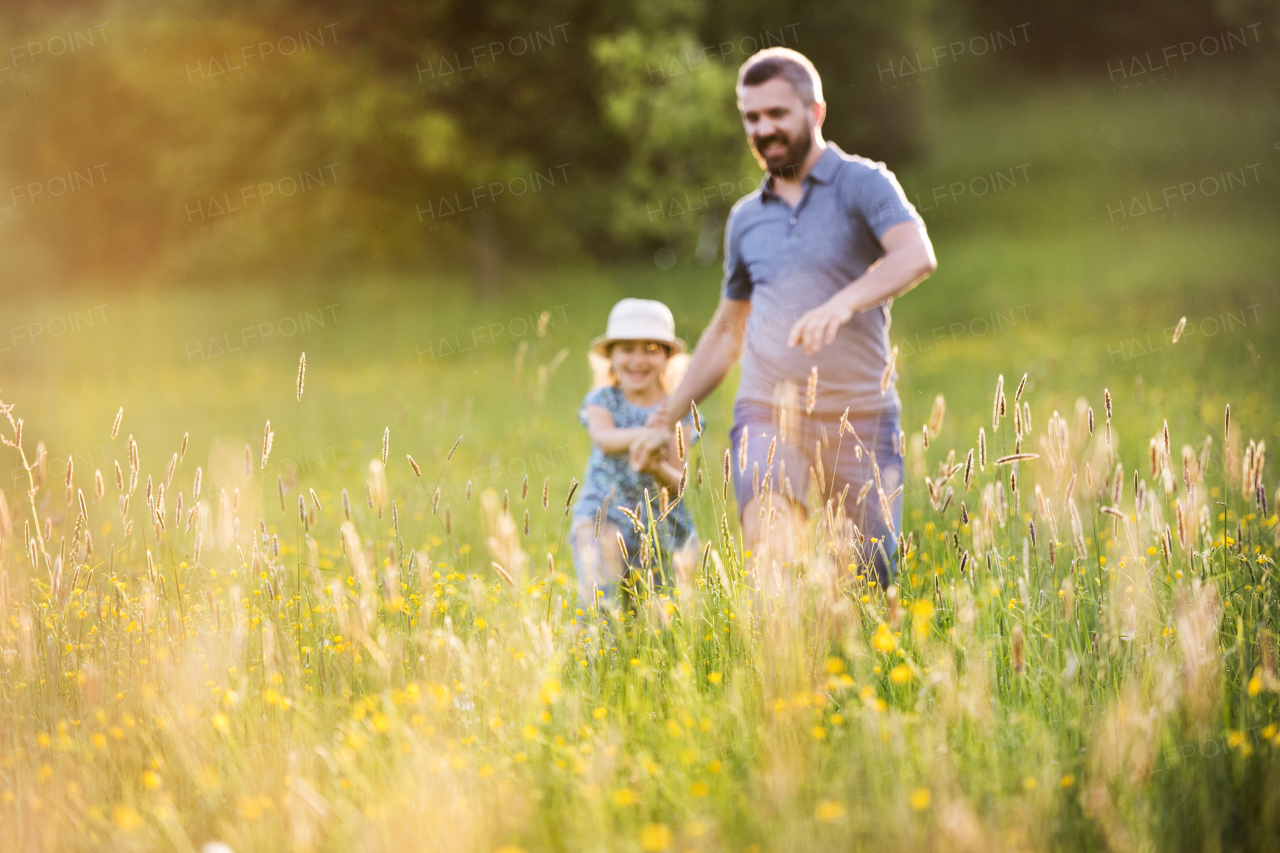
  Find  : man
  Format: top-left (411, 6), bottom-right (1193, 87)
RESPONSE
top-left (630, 47), bottom-right (935, 587)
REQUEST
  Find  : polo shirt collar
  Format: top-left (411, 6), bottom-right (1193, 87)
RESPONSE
top-left (759, 142), bottom-right (843, 198)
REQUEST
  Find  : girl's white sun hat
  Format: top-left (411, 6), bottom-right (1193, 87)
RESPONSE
top-left (590, 298), bottom-right (686, 356)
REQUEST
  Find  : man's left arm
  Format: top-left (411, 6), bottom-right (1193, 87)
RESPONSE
top-left (787, 220), bottom-right (936, 357)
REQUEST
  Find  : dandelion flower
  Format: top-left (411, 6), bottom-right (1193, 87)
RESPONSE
top-left (638, 823), bottom-right (673, 851)
top-left (872, 624), bottom-right (896, 653)
top-left (816, 799), bottom-right (845, 822)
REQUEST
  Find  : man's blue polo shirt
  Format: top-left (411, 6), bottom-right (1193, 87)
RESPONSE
top-left (722, 142), bottom-right (923, 416)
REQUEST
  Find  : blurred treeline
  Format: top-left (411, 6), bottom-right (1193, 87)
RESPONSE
top-left (0, 0), bottom-right (1272, 291)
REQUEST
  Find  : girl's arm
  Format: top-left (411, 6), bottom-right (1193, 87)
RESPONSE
top-left (584, 405), bottom-right (647, 454)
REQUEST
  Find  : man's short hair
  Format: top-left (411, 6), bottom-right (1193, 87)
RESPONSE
top-left (736, 47), bottom-right (824, 106)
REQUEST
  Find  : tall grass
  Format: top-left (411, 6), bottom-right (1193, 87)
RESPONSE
top-left (1, 358), bottom-right (1276, 852)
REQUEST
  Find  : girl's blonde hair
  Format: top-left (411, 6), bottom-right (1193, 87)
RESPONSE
top-left (588, 343), bottom-right (690, 394)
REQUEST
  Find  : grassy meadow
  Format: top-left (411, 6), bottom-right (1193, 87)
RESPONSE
top-left (1, 71), bottom-right (1279, 851)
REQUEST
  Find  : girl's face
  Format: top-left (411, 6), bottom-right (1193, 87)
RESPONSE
top-left (609, 340), bottom-right (669, 395)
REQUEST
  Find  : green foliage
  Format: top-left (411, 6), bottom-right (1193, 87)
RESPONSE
top-left (0, 0), bottom-right (929, 288)
top-left (591, 28), bottom-right (756, 258)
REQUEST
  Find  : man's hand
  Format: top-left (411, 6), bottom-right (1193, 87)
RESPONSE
top-left (778, 219), bottom-right (931, 356)
top-left (786, 222), bottom-right (936, 356)
top-left (787, 293), bottom-right (853, 356)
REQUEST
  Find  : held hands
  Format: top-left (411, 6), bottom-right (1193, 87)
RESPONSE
top-left (627, 399), bottom-right (674, 473)
top-left (628, 424), bottom-right (672, 474)
top-left (787, 291), bottom-right (854, 356)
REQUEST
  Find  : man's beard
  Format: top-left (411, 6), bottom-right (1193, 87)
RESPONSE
top-left (753, 128), bottom-right (811, 178)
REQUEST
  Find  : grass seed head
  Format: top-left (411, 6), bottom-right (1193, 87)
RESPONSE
top-left (993, 375), bottom-right (1004, 431)
top-left (881, 345), bottom-right (898, 393)
top-left (261, 422), bottom-right (274, 469)
top-left (1012, 624), bottom-right (1026, 675)
top-left (929, 393), bottom-right (946, 436)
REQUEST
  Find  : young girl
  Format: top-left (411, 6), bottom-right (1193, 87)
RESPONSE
top-left (571, 298), bottom-right (700, 613)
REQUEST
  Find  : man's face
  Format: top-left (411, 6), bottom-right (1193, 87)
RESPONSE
top-left (738, 77), bottom-right (818, 177)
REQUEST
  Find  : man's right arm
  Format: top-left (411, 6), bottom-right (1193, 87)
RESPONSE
top-left (629, 297), bottom-right (750, 469)
top-left (663, 297), bottom-right (750, 427)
